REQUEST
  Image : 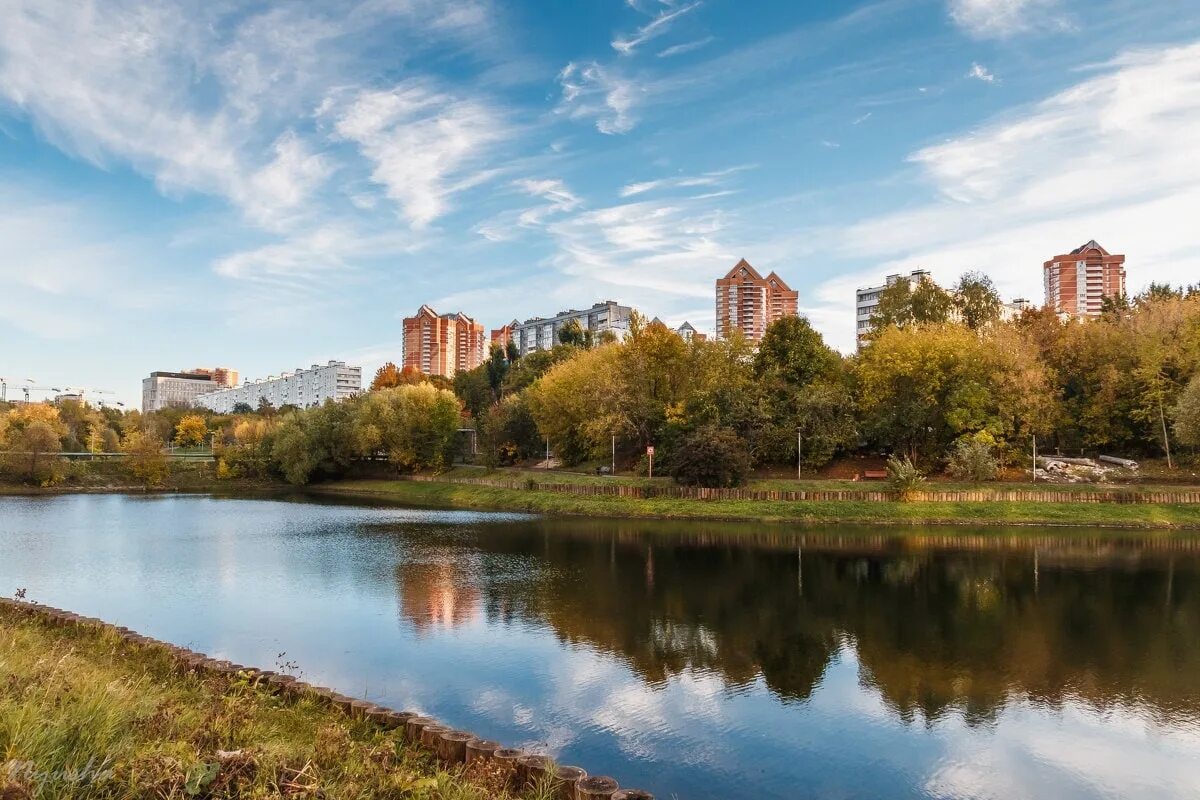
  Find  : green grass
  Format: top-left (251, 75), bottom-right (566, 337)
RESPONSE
top-left (313, 478), bottom-right (1200, 529)
top-left (0, 607), bottom-right (552, 800)
top-left (444, 465), bottom-right (1200, 496)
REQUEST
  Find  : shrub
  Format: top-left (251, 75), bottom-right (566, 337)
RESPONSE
top-left (947, 432), bottom-right (999, 482)
top-left (669, 426), bottom-right (752, 488)
top-left (887, 455), bottom-right (926, 501)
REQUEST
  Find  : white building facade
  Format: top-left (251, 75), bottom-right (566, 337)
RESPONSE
top-left (195, 361), bottom-right (362, 413)
top-left (855, 270), bottom-right (934, 347)
top-left (503, 301), bottom-right (634, 357)
top-left (142, 371), bottom-right (217, 412)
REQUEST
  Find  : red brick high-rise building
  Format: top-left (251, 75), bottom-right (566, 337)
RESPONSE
top-left (1043, 240), bottom-right (1126, 319)
top-left (402, 305), bottom-right (486, 378)
top-left (715, 259), bottom-right (798, 341)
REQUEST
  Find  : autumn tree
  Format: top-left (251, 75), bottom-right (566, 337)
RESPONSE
top-left (3, 421), bottom-right (63, 483)
top-left (1173, 374), bottom-right (1200, 447)
top-left (271, 400), bottom-right (359, 485)
top-left (174, 414), bottom-right (208, 448)
top-left (122, 430), bottom-right (169, 487)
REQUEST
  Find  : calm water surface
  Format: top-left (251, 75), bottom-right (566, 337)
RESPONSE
top-left (1, 494), bottom-right (1199, 799)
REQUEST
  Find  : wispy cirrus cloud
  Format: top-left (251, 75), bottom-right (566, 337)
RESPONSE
top-left (967, 62), bottom-right (998, 82)
top-left (657, 36), bottom-right (714, 58)
top-left (324, 81), bottom-right (510, 229)
top-left (619, 166), bottom-right (750, 197)
top-left (557, 62), bottom-right (641, 134)
top-left (612, 1), bottom-right (703, 56)
top-left (948, 0), bottom-right (1070, 39)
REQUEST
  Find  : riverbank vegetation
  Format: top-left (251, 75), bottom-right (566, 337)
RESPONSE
top-left (3, 279), bottom-right (1199, 493)
top-left (0, 604), bottom-right (548, 800)
top-left (313, 479), bottom-right (1200, 528)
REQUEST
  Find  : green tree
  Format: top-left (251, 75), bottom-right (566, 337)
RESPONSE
top-left (872, 275), bottom-right (954, 333)
top-left (947, 432), bottom-right (1000, 482)
top-left (954, 272), bottom-right (1002, 330)
top-left (668, 425), bottom-right (751, 488)
top-left (452, 365), bottom-right (494, 420)
top-left (354, 384), bottom-right (462, 472)
top-left (271, 400), bottom-right (359, 485)
top-left (557, 319), bottom-right (590, 347)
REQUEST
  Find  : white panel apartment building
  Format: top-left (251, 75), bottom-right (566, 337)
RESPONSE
top-left (855, 270), bottom-right (933, 347)
top-left (195, 361), bottom-right (362, 413)
top-left (500, 301), bottom-right (634, 357)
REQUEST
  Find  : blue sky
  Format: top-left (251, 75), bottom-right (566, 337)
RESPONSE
top-left (2, 0), bottom-right (1199, 407)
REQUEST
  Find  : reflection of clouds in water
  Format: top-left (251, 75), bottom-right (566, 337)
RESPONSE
top-left (924, 700), bottom-right (1200, 800)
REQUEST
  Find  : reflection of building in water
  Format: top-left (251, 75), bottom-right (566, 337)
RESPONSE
top-left (397, 562), bottom-right (483, 631)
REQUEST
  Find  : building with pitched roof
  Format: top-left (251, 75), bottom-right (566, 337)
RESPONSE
top-left (402, 305), bottom-right (486, 378)
top-left (715, 259), bottom-right (798, 341)
top-left (1043, 240), bottom-right (1126, 319)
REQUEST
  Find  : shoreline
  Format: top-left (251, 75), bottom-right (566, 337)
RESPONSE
top-left (309, 478), bottom-right (1200, 529)
top-left (0, 599), bottom-right (644, 800)
top-left (6, 476), bottom-right (1200, 529)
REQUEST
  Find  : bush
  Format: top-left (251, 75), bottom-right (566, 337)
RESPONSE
top-left (947, 432), bottom-right (999, 482)
top-left (887, 455), bottom-right (926, 501)
top-left (669, 426), bottom-right (752, 488)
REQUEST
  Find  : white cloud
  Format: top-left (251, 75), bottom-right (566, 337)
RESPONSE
top-left (0, 0), bottom-right (505, 236)
top-left (612, 1), bottom-right (702, 56)
top-left (967, 62), bottom-right (998, 83)
top-left (513, 179), bottom-right (583, 227)
top-left (325, 81), bottom-right (508, 228)
top-left (620, 166), bottom-right (749, 197)
top-left (657, 36), bottom-right (715, 58)
top-left (948, 0), bottom-right (1068, 39)
top-left (804, 40), bottom-right (1200, 352)
top-left (557, 62), bottom-right (641, 134)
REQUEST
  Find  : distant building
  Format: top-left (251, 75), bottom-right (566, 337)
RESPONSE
top-left (1043, 240), bottom-right (1126, 319)
top-left (194, 361), bottom-right (361, 413)
top-left (677, 321), bottom-right (707, 342)
top-left (502, 301), bottom-right (634, 357)
top-left (53, 393), bottom-right (83, 405)
top-left (187, 367), bottom-right (239, 388)
top-left (855, 269), bottom-right (935, 347)
top-left (490, 323), bottom-right (516, 347)
top-left (403, 305), bottom-right (486, 378)
top-left (1000, 298), bottom-right (1034, 322)
top-left (142, 371), bottom-right (218, 412)
top-left (715, 259), bottom-right (798, 342)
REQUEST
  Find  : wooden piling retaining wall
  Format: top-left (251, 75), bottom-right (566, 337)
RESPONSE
top-left (404, 475), bottom-right (1200, 505)
top-left (0, 598), bottom-right (652, 800)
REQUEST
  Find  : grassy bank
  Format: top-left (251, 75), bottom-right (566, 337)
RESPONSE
top-left (313, 478), bottom-right (1200, 528)
top-left (0, 605), bottom-right (547, 800)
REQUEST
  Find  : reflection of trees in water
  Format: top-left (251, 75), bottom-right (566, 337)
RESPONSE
top-left (402, 520), bottom-right (1200, 725)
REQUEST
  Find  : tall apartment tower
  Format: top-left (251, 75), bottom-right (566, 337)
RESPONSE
top-left (715, 259), bottom-right (798, 341)
top-left (402, 305), bottom-right (486, 378)
top-left (1043, 240), bottom-right (1126, 319)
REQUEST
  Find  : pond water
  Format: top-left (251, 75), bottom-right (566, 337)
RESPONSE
top-left (1, 493), bottom-right (1199, 799)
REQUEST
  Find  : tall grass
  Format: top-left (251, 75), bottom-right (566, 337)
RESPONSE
top-left (0, 611), bottom-right (553, 800)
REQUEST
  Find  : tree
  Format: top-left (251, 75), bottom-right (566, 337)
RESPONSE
top-left (370, 361), bottom-right (415, 391)
top-left (754, 316), bottom-right (841, 389)
top-left (452, 365), bottom-right (494, 420)
top-left (872, 275), bottom-right (954, 333)
top-left (174, 414), bottom-right (208, 448)
top-left (668, 425), bottom-right (751, 488)
top-left (954, 272), bottom-right (1002, 330)
top-left (232, 402), bottom-right (253, 414)
top-left (855, 324), bottom-right (1003, 462)
top-left (481, 393), bottom-right (541, 466)
top-left (557, 319), bottom-right (590, 347)
top-left (947, 432), bottom-right (1000, 482)
top-left (3, 421), bottom-right (62, 483)
top-left (271, 400), bottom-right (359, 485)
top-left (1173, 374), bottom-right (1200, 448)
top-left (505, 340), bottom-right (520, 363)
top-left (354, 384), bottom-right (462, 472)
top-left (485, 344), bottom-right (510, 399)
top-left (257, 396), bottom-right (275, 416)
top-left (122, 430), bottom-right (169, 487)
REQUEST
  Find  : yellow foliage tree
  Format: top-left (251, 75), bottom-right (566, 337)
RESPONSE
top-left (174, 414), bottom-right (208, 448)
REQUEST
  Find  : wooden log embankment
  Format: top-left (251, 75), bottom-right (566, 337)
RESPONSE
top-left (0, 597), bottom-right (656, 800)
